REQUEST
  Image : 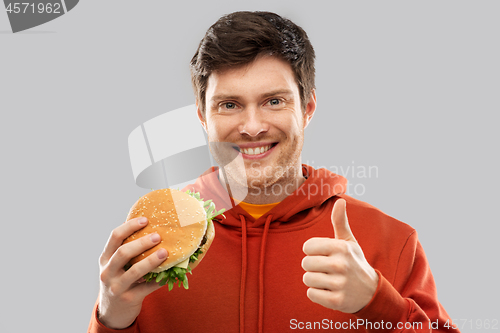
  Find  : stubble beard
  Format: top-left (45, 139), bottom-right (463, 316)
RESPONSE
top-left (210, 133), bottom-right (304, 199)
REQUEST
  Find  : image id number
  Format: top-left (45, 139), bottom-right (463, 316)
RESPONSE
top-left (6, 2), bottom-right (62, 14)
top-left (445, 319), bottom-right (498, 330)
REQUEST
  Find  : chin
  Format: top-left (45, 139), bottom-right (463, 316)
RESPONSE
top-left (247, 167), bottom-right (284, 189)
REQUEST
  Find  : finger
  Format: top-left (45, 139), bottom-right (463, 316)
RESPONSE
top-left (302, 255), bottom-right (348, 274)
top-left (106, 232), bottom-right (162, 274)
top-left (303, 237), bottom-right (348, 256)
top-left (122, 249), bottom-right (168, 287)
top-left (132, 276), bottom-right (166, 299)
top-left (332, 199), bottom-right (356, 242)
top-left (303, 271), bottom-right (346, 291)
top-left (306, 287), bottom-right (344, 311)
top-left (100, 217), bottom-right (149, 266)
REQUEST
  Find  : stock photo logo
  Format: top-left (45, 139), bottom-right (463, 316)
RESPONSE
top-left (3, 0), bottom-right (79, 33)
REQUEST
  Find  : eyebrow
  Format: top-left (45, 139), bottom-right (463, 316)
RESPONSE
top-left (210, 89), bottom-right (294, 102)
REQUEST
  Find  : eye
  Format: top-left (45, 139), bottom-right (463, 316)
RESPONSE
top-left (223, 102), bottom-right (237, 109)
top-left (268, 99), bottom-right (281, 106)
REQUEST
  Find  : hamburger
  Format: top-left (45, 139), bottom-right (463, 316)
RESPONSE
top-left (123, 188), bottom-right (225, 290)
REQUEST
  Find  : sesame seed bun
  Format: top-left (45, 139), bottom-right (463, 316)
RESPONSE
top-left (123, 188), bottom-right (213, 273)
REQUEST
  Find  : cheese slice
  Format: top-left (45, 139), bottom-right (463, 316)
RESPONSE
top-left (174, 257), bottom-right (190, 269)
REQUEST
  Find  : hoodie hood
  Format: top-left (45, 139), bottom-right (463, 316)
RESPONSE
top-left (184, 164), bottom-right (347, 227)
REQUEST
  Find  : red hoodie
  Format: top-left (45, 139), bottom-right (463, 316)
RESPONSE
top-left (88, 164), bottom-right (459, 333)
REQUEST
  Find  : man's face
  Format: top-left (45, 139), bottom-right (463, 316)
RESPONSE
top-left (198, 55), bottom-right (316, 190)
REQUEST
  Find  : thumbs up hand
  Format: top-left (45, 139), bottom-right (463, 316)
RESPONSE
top-left (302, 199), bottom-right (379, 313)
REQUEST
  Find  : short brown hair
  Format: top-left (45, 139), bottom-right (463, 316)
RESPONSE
top-left (190, 11), bottom-right (315, 116)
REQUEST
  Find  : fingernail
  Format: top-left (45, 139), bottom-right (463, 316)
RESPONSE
top-left (138, 217), bottom-right (148, 225)
top-left (157, 249), bottom-right (167, 259)
top-left (150, 233), bottom-right (160, 242)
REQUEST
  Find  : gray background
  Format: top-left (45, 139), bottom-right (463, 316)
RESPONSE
top-left (1, 1), bottom-right (498, 332)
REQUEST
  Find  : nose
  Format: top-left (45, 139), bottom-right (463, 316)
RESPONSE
top-left (238, 106), bottom-right (269, 137)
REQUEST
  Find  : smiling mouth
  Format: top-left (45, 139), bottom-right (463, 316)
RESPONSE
top-left (233, 143), bottom-right (278, 155)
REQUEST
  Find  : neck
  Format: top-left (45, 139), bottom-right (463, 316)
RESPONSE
top-left (218, 163), bottom-right (305, 205)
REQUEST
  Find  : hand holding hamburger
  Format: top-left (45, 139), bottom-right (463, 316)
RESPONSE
top-left (97, 189), bottom-right (224, 329)
top-left (123, 189), bottom-right (224, 290)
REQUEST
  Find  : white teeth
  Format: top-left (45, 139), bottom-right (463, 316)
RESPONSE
top-left (241, 145), bottom-right (272, 155)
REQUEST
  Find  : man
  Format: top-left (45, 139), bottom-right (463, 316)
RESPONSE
top-left (89, 11), bottom-right (459, 333)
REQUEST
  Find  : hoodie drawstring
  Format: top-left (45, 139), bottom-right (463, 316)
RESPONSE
top-left (258, 214), bottom-right (273, 333)
top-left (239, 214), bottom-right (273, 333)
top-left (239, 214), bottom-right (247, 333)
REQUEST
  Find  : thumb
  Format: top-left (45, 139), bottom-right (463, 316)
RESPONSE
top-left (332, 199), bottom-right (356, 242)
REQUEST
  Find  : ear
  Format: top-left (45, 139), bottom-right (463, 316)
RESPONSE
top-left (196, 100), bottom-right (207, 133)
top-left (303, 89), bottom-right (317, 129)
